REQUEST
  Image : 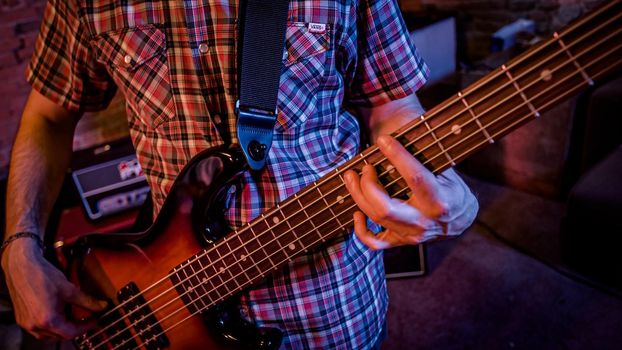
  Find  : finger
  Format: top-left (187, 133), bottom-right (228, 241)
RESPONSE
top-left (344, 169), bottom-right (381, 220)
top-left (377, 135), bottom-right (446, 218)
top-left (358, 164), bottom-right (431, 227)
top-left (35, 316), bottom-right (96, 340)
top-left (62, 285), bottom-right (108, 312)
top-left (29, 328), bottom-right (61, 340)
top-left (353, 211), bottom-right (392, 250)
top-left (359, 164), bottom-right (393, 212)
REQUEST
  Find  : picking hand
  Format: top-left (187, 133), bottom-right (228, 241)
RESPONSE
top-left (1, 238), bottom-right (107, 340)
top-left (343, 135), bottom-right (478, 250)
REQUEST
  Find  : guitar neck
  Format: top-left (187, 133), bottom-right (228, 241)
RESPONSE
top-left (172, 0), bottom-right (622, 311)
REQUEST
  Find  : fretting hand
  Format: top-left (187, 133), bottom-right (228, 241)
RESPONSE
top-left (343, 135), bottom-right (478, 249)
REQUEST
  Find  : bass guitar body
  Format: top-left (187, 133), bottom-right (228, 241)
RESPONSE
top-left (60, 146), bottom-right (282, 350)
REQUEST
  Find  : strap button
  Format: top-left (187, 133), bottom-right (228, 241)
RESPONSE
top-left (199, 43), bottom-right (209, 54)
top-left (248, 141), bottom-right (267, 161)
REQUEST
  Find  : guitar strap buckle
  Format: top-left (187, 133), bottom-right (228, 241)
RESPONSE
top-left (235, 100), bottom-right (278, 171)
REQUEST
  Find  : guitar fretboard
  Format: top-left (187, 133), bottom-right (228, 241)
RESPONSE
top-left (171, 0), bottom-right (622, 313)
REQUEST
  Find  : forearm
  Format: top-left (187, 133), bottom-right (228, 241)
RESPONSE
top-left (5, 92), bottom-right (78, 240)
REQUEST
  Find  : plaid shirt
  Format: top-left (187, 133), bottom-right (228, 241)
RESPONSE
top-left (28, 0), bottom-right (428, 348)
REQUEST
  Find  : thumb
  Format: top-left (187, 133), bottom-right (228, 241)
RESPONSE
top-left (62, 285), bottom-right (108, 312)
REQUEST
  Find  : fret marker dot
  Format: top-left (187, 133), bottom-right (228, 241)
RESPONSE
top-left (386, 165), bottom-right (395, 174)
top-left (336, 195), bottom-right (344, 204)
top-left (273, 216), bottom-right (280, 224)
top-left (240, 254), bottom-right (246, 261)
top-left (202, 278), bottom-right (207, 283)
top-left (219, 267), bottom-right (225, 273)
top-left (289, 243), bottom-right (296, 250)
top-left (541, 69), bottom-right (553, 82)
top-left (451, 124), bottom-right (462, 135)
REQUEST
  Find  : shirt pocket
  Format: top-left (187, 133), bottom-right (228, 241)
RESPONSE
top-left (277, 22), bottom-right (331, 131)
top-left (92, 24), bottom-right (175, 129)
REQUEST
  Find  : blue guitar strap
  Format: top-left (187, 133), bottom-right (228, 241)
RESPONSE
top-left (236, 0), bottom-right (290, 171)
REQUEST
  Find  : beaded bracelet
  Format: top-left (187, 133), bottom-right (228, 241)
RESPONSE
top-left (0, 231), bottom-right (45, 252)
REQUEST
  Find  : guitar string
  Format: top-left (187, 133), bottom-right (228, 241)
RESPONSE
top-left (417, 28), bottom-right (622, 167)
top-left (80, 3), bottom-right (620, 331)
top-left (78, 2), bottom-right (622, 344)
top-left (90, 19), bottom-right (622, 350)
top-left (427, 48), bottom-right (622, 171)
top-left (107, 49), bottom-right (622, 350)
top-left (80, 10), bottom-right (620, 348)
top-left (89, 37), bottom-right (621, 350)
top-left (402, 11), bottom-right (622, 164)
top-left (123, 51), bottom-right (620, 350)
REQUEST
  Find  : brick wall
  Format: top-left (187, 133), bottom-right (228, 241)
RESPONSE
top-left (0, 0), bottom-right (128, 180)
top-left (0, 0), bottom-right (45, 179)
top-left (402, 0), bottom-right (604, 62)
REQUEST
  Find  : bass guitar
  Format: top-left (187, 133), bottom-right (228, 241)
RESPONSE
top-left (58, 1), bottom-right (622, 349)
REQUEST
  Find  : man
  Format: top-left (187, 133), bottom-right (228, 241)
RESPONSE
top-left (2, 0), bottom-right (478, 348)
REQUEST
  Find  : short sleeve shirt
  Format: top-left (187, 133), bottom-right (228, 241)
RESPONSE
top-left (27, 0), bottom-right (428, 348)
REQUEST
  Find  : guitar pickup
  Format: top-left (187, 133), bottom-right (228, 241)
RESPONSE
top-left (117, 282), bottom-right (170, 350)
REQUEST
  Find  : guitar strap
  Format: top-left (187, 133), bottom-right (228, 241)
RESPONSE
top-left (236, 0), bottom-right (290, 171)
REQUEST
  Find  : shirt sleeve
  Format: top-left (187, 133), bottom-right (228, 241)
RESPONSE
top-left (25, 0), bottom-right (117, 112)
top-left (347, 0), bottom-right (429, 107)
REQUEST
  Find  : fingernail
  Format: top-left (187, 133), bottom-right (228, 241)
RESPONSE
top-left (377, 135), bottom-right (391, 148)
top-left (343, 171), bottom-right (352, 183)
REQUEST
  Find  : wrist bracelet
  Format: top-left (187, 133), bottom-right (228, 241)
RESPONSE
top-left (1, 231), bottom-right (45, 252)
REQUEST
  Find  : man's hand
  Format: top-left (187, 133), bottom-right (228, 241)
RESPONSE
top-left (1, 239), bottom-right (107, 340)
top-left (3, 89), bottom-right (106, 340)
top-left (343, 135), bottom-right (478, 249)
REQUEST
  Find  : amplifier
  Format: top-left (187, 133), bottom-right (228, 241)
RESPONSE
top-left (71, 139), bottom-right (150, 220)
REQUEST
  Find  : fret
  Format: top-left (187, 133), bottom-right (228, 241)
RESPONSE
top-left (189, 260), bottom-right (209, 301)
top-left (261, 215), bottom-right (280, 244)
top-left (553, 32), bottom-right (594, 86)
top-left (276, 205), bottom-right (293, 231)
top-left (260, 214), bottom-right (285, 251)
top-left (457, 92), bottom-right (494, 144)
top-left (214, 244), bottom-right (241, 284)
top-left (226, 234), bottom-right (255, 286)
top-left (196, 256), bottom-right (218, 292)
top-left (208, 250), bottom-right (231, 289)
top-left (420, 115), bottom-right (456, 166)
top-left (319, 179), bottom-right (353, 233)
top-left (212, 248), bottom-right (237, 292)
top-left (314, 187), bottom-right (344, 227)
top-left (177, 266), bottom-right (206, 311)
top-left (293, 193), bottom-right (325, 243)
top-left (185, 262), bottom-right (208, 309)
top-left (359, 153), bottom-right (369, 164)
top-left (251, 215), bottom-right (280, 270)
top-left (247, 218), bottom-right (284, 272)
top-left (220, 236), bottom-right (237, 263)
top-left (501, 64), bottom-right (541, 118)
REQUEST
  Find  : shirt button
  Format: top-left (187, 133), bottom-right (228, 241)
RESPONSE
top-left (124, 54), bottom-right (132, 65)
top-left (198, 43), bottom-right (209, 54)
top-left (213, 114), bottom-right (222, 124)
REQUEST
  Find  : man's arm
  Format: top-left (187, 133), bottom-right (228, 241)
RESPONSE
top-left (2, 89), bottom-right (106, 340)
top-left (344, 93), bottom-right (479, 249)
